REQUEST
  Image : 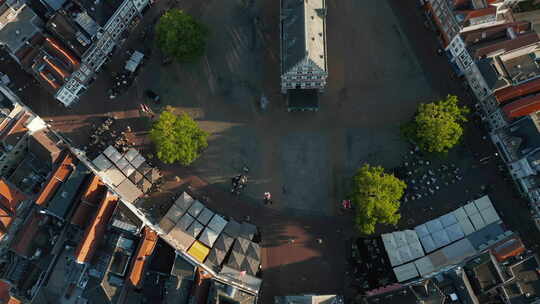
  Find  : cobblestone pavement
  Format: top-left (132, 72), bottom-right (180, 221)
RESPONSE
top-left (1, 0), bottom-right (539, 302)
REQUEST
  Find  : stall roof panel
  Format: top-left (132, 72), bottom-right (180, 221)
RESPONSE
top-left (116, 178), bottom-right (143, 204)
top-left (393, 263), bottom-right (419, 283)
top-left (409, 240), bottom-right (425, 260)
top-left (446, 222), bottom-right (465, 242)
top-left (108, 148), bottom-right (122, 163)
top-left (198, 227), bottom-right (219, 248)
top-left (474, 195), bottom-right (493, 211)
top-left (175, 192), bottom-right (195, 212)
top-left (394, 231), bottom-right (407, 248)
top-left (197, 208), bottom-right (214, 226)
top-left (442, 238), bottom-right (476, 264)
top-left (428, 249), bottom-right (448, 268)
top-left (458, 218), bottom-right (476, 235)
top-left (159, 217), bottom-right (175, 233)
top-left (452, 207), bottom-right (468, 221)
top-left (186, 220), bottom-right (204, 239)
top-left (177, 213), bottom-right (195, 231)
top-left (130, 154), bottom-right (146, 169)
top-left (420, 235), bottom-right (437, 253)
top-left (426, 219), bottom-right (443, 233)
top-left (239, 222), bottom-right (257, 240)
top-left (124, 148), bottom-right (139, 162)
top-left (103, 167), bottom-right (125, 186)
top-left (223, 220), bottom-right (242, 238)
top-left (116, 157), bottom-right (129, 170)
top-left (469, 212), bottom-right (486, 231)
top-left (414, 224), bottom-right (429, 238)
top-left (187, 241), bottom-right (210, 263)
top-left (164, 204), bottom-right (185, 223)
top-left (208, 215), bottom-right (228, 235)
top-left (381, 233), bottom-right (396, 250)
top-left (440, 213), bottom-right (457, 227)
top-left (404, 230), bottom-right (419, 244)
top-left (398, 246), bottom-right (412, 263)
top-left (387, 247), bottom-right (402, 267)
top-left (92, 154), bottom-right (112, 171)
top-left (480, 206), bottom-right (501, 225)
top-left (464, 202), bottom-right (479, 216)
top-left (414, 256), bottom-right (435, 277)
top-left (432, 229), bottom-right (451, 249)
top-left (167, 227), bottom-right (196, 251)
top-left (104, 146), bottom-right (119, 158)
top-left (187, 200), bottom-right (204, 217)
top-left (121, 163), bottom-right (136, 177)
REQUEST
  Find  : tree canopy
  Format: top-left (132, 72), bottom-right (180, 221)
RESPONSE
top-left (402, 95), bottom-right (469, 154)
top-left (350, 164), bottom-right (406, 235)
top-left (155, 9), bottom-right (208, 62)
top-left (150, 110), bottom-right (208, 166)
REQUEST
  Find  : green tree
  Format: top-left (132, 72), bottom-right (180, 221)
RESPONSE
top-left (150, 110), bottom-right (208, 166)
top-left (350, 164), bottom-right (406, 235)
top-left (155, 9), bottom-right (208, 62)
top-left (402, 95), bottom-right (469, 154)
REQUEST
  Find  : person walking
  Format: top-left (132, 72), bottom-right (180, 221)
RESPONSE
top-left (264, 192), bottom-right (272, 205)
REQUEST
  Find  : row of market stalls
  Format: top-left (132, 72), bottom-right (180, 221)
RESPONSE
top-left (91, 146), bottom-right (161, 203)
top-left (158, 192), bottom-right (262, 292)
top-left (382, 195), bottom-right (514, 282)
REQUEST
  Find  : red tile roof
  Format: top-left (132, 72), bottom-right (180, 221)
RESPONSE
top-left (35, 152), bottom-right (75, 206)
top-left (0, 179), bottom-right (27, 239)
top-left (128, 226), bottom-right (158, 288)
top-left (473, 32), bottom-right (540, 58)
top-left (465, 7), bottom-right (497, 20)
top-left (461, 21), bottom-right (531, 45)
top-left (0, 179), bottom-right (26, 212)
top-left (503, 94), bottom-right (540, 118)
top-left (0, 280), bottom-right (20, 304)
top-left (70, 175), bottom-right (105, 228)
top-left (0, 113), bottom-right (30, 148)
top-left (74, 192), bottom-right (118, 264)
top-left (0, 279), bottom-right (10, 301)
top-left (10, 210), bottom-right (44, 257)
top-left (495, 78), bottom-right (540, 103)
top-left (426, 3), bottom-right (450, 47)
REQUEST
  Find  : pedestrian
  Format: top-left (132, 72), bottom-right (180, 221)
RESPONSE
top-left (264, 192), bottom-right (272, 205)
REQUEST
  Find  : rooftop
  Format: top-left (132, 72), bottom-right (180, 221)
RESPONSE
top-left (72, 0), bottom-right (123, 27)
top-left (127, 226), bottom-right (158, 288)
top-left (10, 209), bottom-right (45, 258)
top-left (208, 280), bottom-right (258, 304)
top-left (35, 152), bottom-right (76, 206)
top-left (28, 129), bottom-right (63, 167)
top-left (0, 2), bottom-right (42, 55)
top-left (494, 77), bottom-right (540, 104)
top-left (505, 255), bottom-right (540, 303)
top-left (363, 280), bottom-right (444, 304)
top-left (275, 294), bottom-right (344, 304)
top-left (506, 116), bottom-right (540, 158)
top-left (45, 12), bottom-right (90, 57)
top-left (74, 191), bottom-right (118, 264)
top-left (281, 0), bottom-right (327, 75)
top-left (70, 174), bottom-right (105, 228)
top-left (45, 162), bottom-right (88, 219)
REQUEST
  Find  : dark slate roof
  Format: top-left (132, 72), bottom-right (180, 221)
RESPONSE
top-left (46, 163), bottom-right (88, 219)
top-left (281, 0), bottom-right (306, 73)
top-left (509, 116), bottom-right (540, 156)
top-left (476, 58), bottom-right (508, 91)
